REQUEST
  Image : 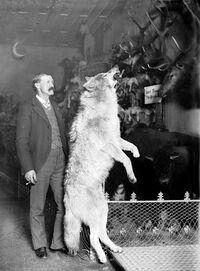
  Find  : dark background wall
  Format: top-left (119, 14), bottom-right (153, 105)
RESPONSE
top-left (0, 44), bottom-right (79, 101)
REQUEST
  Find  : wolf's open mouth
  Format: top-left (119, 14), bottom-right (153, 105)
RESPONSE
top-left (113, 72), bottom-right (122, 88)
top-left (113, 72), bottom-right (122, 81)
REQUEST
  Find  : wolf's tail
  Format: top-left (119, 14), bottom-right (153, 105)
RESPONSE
top-left (64, 207), bottom-right (81, 253)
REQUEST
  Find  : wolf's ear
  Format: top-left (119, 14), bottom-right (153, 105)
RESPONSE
top-left (85, 76), bottom-right (90, 82)
top-left (83, 78), bottom-right (95, 91)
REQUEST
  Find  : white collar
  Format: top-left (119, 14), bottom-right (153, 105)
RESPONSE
top-left (36, 95), bottom-right (51, 109)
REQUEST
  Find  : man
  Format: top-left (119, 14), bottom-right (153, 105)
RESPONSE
top-left (16, 73), bottom-right (68, 259)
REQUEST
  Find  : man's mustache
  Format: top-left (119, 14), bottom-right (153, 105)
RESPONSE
top-left (48, 87), bottom-right (55, 91)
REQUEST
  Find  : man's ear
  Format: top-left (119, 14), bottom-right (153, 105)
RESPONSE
top-left (35, 82), bottom-right (40, 90)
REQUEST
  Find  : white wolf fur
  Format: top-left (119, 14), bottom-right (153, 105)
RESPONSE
top-left (64, 66), bottom-right (140, 263)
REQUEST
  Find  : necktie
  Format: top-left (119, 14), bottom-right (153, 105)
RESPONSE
top-left (44, 101), bottom-right (51, 110)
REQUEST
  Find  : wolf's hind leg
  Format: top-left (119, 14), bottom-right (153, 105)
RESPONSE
top-left (87, 207), bottom-right (107, 263)
top-left (98, 203), bottom-right (123, 253)
top-left (64, 207), bottom-right (81, 255)
top-left (89, 225), bottom-right (107, 263)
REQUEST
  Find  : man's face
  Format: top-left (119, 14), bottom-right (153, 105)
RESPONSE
top-left (37, 75), bottom-right (54, 97)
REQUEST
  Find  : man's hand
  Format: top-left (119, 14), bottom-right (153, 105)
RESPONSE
top-left (25, 170), bottom-right (37, 185)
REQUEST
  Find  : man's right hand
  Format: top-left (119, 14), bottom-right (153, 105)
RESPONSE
top-left (25, 170), bottom-right (37, 185)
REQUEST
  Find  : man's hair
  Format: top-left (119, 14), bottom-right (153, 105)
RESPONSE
top-left (32, 73), bottom-right (49, 92)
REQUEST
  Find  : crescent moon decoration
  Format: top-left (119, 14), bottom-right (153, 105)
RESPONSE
top-left (12, 42), bottom-right (26, 59)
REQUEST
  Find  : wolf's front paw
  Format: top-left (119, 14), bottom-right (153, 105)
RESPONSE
top-left (131, 145), bottom-right (140, 158)
top-left (129, 176), bottom-right (137, 184)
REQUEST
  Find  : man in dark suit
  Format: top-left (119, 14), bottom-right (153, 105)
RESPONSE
top-left (16, 73), bottom-right (68, 259)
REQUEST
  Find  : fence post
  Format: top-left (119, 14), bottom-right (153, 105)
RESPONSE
top-left (130, 192), bottom-right (137, 201)
top-left (184, 191), bottom-right (191, 201)
top-left (157, 192), bottom-right (164, 201)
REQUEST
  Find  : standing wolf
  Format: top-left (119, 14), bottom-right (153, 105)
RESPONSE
top-left (64, 66), bottom-right (140, 263)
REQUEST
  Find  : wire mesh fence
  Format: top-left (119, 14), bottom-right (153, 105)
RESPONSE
top-left (79, 192), bottom-right (200, 270)
top-left (106, 199), bottom-right (199, 247)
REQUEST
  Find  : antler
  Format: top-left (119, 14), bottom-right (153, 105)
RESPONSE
top-left (145, 11), bottom-right (169, 52)
top-left (171, 35), bottom-right (194, 60)
top-left (144, 10), bottom-right (174, 70)
top-left (145, 36), bottom-right (185, 71)
top-left (127, 10), bottom-right (153, 45)
top-left (147, 62), bottom-right (170, 71)
top-left (128, 10), bottom-right (152, 33)
top-left (183, 0), bottom-right (200, 25)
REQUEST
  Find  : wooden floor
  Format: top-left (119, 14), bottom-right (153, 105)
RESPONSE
top-left (0, 181), bottom-right (119, 271)
top-left (1, 179), bottom-right (199, 271)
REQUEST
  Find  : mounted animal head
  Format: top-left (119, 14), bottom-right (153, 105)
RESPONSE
top-left (152, 148), bottom-right (180, 185)
top-left (161, 55), bottom-right (200, 109)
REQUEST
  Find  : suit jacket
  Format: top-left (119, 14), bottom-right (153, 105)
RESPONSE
top-left (16, 96), bottom-right (68, 174)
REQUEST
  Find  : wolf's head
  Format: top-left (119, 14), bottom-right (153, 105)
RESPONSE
top-left (81, 66), bottom-right (120, 105)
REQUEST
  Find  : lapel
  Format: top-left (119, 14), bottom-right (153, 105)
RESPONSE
top-left (32, 96), bottom-right (50, 124)
top-left (32, 96), bottom-right (64, 133)
top-left (50, 98), bottom-right (64, 131)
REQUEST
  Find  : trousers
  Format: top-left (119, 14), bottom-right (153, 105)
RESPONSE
top-left (30, 147), bottom-right (65, 250)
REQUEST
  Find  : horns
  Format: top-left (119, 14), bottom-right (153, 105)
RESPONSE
top-left (147, 62), bottom-right (170, 71)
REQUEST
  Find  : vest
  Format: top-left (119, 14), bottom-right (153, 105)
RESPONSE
top-left (43, 105), bottom-right (62, 149)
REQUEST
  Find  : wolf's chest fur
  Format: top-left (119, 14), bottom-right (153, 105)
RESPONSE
top-left (70, 87), bottom-right (120, 147)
